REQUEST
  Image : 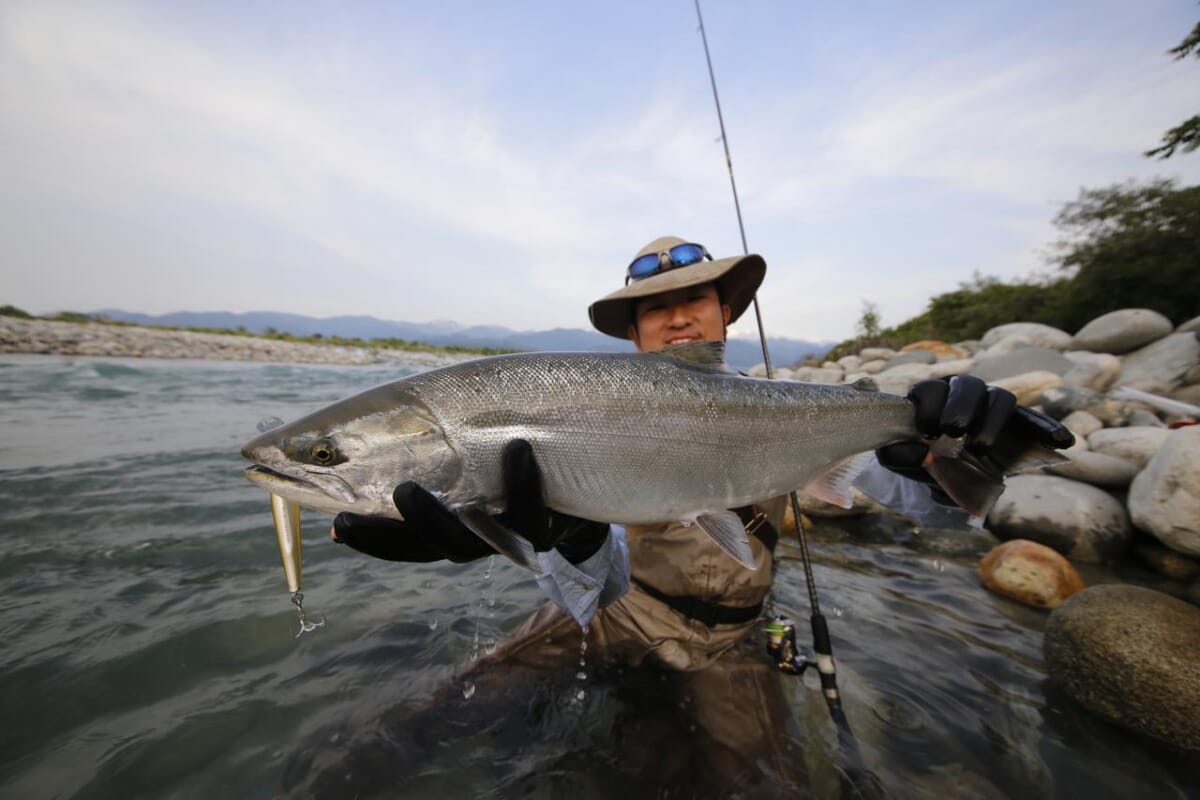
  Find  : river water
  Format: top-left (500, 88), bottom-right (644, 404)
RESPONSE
top-left (0, 354), bottom-right (1195, 799)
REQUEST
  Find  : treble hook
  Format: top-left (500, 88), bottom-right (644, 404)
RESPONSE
top-left (290, 591), bottom-right (326, 638)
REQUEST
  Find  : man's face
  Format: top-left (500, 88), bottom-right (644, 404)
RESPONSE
top-left (628, 283), bottom-right (732, 352)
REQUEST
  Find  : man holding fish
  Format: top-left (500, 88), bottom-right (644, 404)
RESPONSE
top-left (307, 235), bottom-right (1070, 787)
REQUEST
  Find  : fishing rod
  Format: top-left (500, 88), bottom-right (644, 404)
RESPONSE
top-left (692, 3), bottom-right (883, 796)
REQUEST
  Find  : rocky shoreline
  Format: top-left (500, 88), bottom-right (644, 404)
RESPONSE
top-left (756, 307), bottom-right (1200, 752)
top-left (0, 316), bottom-right (475, 369)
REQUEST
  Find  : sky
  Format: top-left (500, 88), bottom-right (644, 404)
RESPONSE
top-left (1, 1), bottom-right (1198, 342)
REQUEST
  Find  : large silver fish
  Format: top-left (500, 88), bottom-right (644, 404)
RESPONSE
top-left (241, 342), bottom-right (1057, 571)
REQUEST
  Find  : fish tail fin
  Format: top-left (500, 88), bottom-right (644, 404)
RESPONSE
top-left (926, 432), bottom-right (1069, 518)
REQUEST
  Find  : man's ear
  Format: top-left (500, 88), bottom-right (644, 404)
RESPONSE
top-left (628, 323), bottom-right (642, 350)
top-left (723, 305), bottom-right (732, 325)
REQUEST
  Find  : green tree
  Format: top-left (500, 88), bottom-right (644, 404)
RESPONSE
top-left (855, 300), bottom-right (882, 340)
top-left (0, 304), bottom-right (32, 319)
top-left (1146, 21), bottom-right (1200, 159)
top-left (1050, 179), bottom-right (1200, 325)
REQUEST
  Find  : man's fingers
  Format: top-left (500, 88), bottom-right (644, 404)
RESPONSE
top-left (941, 375), bottom-right (988, 437)
top-left (969, 387), bottom-right (1017, 451)
top-left (1015, 406), bottom-right (1076, 449)
top-left (501, 439), bottom-right (555, 550)
top-left (392, 481), bottom-right (495, 561)
top-left (332, 511), bottom-right (446, 562)
top-left (908, 380), bottom-right (948, 437)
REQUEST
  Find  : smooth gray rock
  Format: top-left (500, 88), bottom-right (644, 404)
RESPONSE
top-left (1047, 450), bottom-right (1141, 489)
top-left (1037, 386), bottom-right (1103, 420)
top-left (1116, 332), bottom-right (1200, 394)
top-left (968, 347), bottom-right (1073, 382)
top-left (859, 347), bottom-right (896, 361)
top-left (1088, 427), bottom-right (1170, 468)
top-left (1127, 408), bottom-right (1166, 428)
top-left (1171, 384), bottom-right (1200, 406)
top-left (1128, 427), bottom-right (1200, 558)
top-left (1177, 315), bottom-right (1200, 335)
top-left (981, 322), bottom-right (1072, 350)
top-left (1044, 585), bottom-right (1200, 751)
top-left (991, 370), bottom-right (1063, 405)
top-left (883, 350), bottom-right (937, 369)
top-left (1069, 308), bottom-right (1173, 354)
top-left (984, 334), bottom-right (1034, 355)
top-left (1061, 351), bottom-right (1122, 392)
top-left (986, 474), bottom-right (1132, 562)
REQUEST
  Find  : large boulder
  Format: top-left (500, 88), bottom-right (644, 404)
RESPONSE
top-left (1046, 450), bottom-right (1140, 490)
top-left (790, 366), bottom-right (844, 384)
top-left (1044, 585), bottom-right (1200, 751)
top-left (978, 539), bottom-right (1084, 609)
top-left (1177, 315), bottom-right (1200, 335)
top-left (981, 322), bottom-right (1072, 350)
top-left (968, 347), bottom-right (1073, 382)
top-left (1128, 426), bottom-right (1200, 558)
top-left (1069, 308), bottom-right (1174, 354)
top-left (1060, 351), bottom-right (1122, 392)
top-left (859, 347), bottom-right (896, 361)
top-left (1088, 427), bottom-right (1170, 468)
top-left (986, 474), bottom-right (1132, 562)
top-left (990, 371), bottom-right (1063, 405)
top-left (1116, 332), bottom-right (1200, 394)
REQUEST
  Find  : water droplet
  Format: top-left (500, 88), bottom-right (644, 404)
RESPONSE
top-left (256, 416), bottom-right (284, 433)
top-left (462, 682), bottom-right (476, 700)
top-left (487, 597), bottom-right (495, 607)
top-left (574, 689), bottom-right (586, 702)
top-left (485, 639), bottom-right (497, 655)
top-left (576, 670), bottom-right (587, 681)
top-left (428, 618), bottom-right (439, 631)
top-left (833, 607), bottom-right (843, 617)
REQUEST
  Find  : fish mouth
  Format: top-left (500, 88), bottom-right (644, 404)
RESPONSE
top-left (243, 464), bottom-right (358, 507)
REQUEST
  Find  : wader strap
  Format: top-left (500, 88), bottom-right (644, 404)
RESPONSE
top-left (632, 578), bottom-right (763, 628)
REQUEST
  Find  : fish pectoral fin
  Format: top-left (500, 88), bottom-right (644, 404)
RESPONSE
top-left (694, 511), bottom-right (757, 571)
top-left (801, 451), bottom-right (874, 508)
top-left (455, 507), bottom-right (537, 570)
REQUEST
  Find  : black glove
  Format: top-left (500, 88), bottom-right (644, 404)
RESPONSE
top-left (876, 375), bottom-right (1074, 505)
top-left (332, 439), bottom-right (610, 565)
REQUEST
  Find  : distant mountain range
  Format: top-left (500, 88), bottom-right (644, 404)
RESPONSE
top-left (91, 309), bottom-right (836, 369)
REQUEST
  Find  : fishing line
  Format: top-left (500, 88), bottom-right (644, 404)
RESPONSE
top-left (692, 4), bottom-right (884, 797)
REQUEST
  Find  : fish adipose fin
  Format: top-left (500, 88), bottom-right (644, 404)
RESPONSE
top-left (656, 341), bottom-right (735, 373)
top-left (694, 511), bottom-right (757, 570)
top-left (455, 507), bottom-right (537, 570)
top-left (802, 451), bottom-right (875, 508)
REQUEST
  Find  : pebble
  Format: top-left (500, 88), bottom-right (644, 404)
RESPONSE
top-left (978, 539), bottom-right (1084, 609)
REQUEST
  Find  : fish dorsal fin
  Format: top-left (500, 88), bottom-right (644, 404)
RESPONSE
top-left (693, 510), bottom-right (758, 570)
top-left (802, 451), bottom-right (874, 508)
top-left (657, 341), bottom-right (731, 372)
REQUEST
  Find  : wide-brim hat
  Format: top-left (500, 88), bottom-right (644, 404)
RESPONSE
top-left (588, 236), bottom-right (766, 340)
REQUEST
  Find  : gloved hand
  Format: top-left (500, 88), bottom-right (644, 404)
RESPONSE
top-left (876, 375), bottom-right (1074, 505)
top-left (332, 439), bottom-right (610, 565)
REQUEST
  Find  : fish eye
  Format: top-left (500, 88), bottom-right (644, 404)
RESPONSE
top-left (309, 439), bottom-right (339, 466)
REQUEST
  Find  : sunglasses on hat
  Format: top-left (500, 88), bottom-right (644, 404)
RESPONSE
top-left (625, 243), bottom-right (713, 285)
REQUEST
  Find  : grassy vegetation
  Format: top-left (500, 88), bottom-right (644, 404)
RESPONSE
top-left (0, 304), bottom-right (520, 357)
top-left (822, 179), bottom-right (1200, 362)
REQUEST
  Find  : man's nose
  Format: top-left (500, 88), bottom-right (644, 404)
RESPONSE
top-left (666, 303), bottom-right (690, 326)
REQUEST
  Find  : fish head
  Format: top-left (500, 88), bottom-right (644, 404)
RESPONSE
top-left (241, 384), bottom-right (460, 517)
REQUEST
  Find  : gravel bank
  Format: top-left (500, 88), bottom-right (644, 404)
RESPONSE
top-left (0, 316), bottom-right (476, 368)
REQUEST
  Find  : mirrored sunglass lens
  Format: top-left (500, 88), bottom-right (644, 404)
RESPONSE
top-left (628, 254), bottom-right (661, 279)
top-left (669, 244), bottom-right (706, 266)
